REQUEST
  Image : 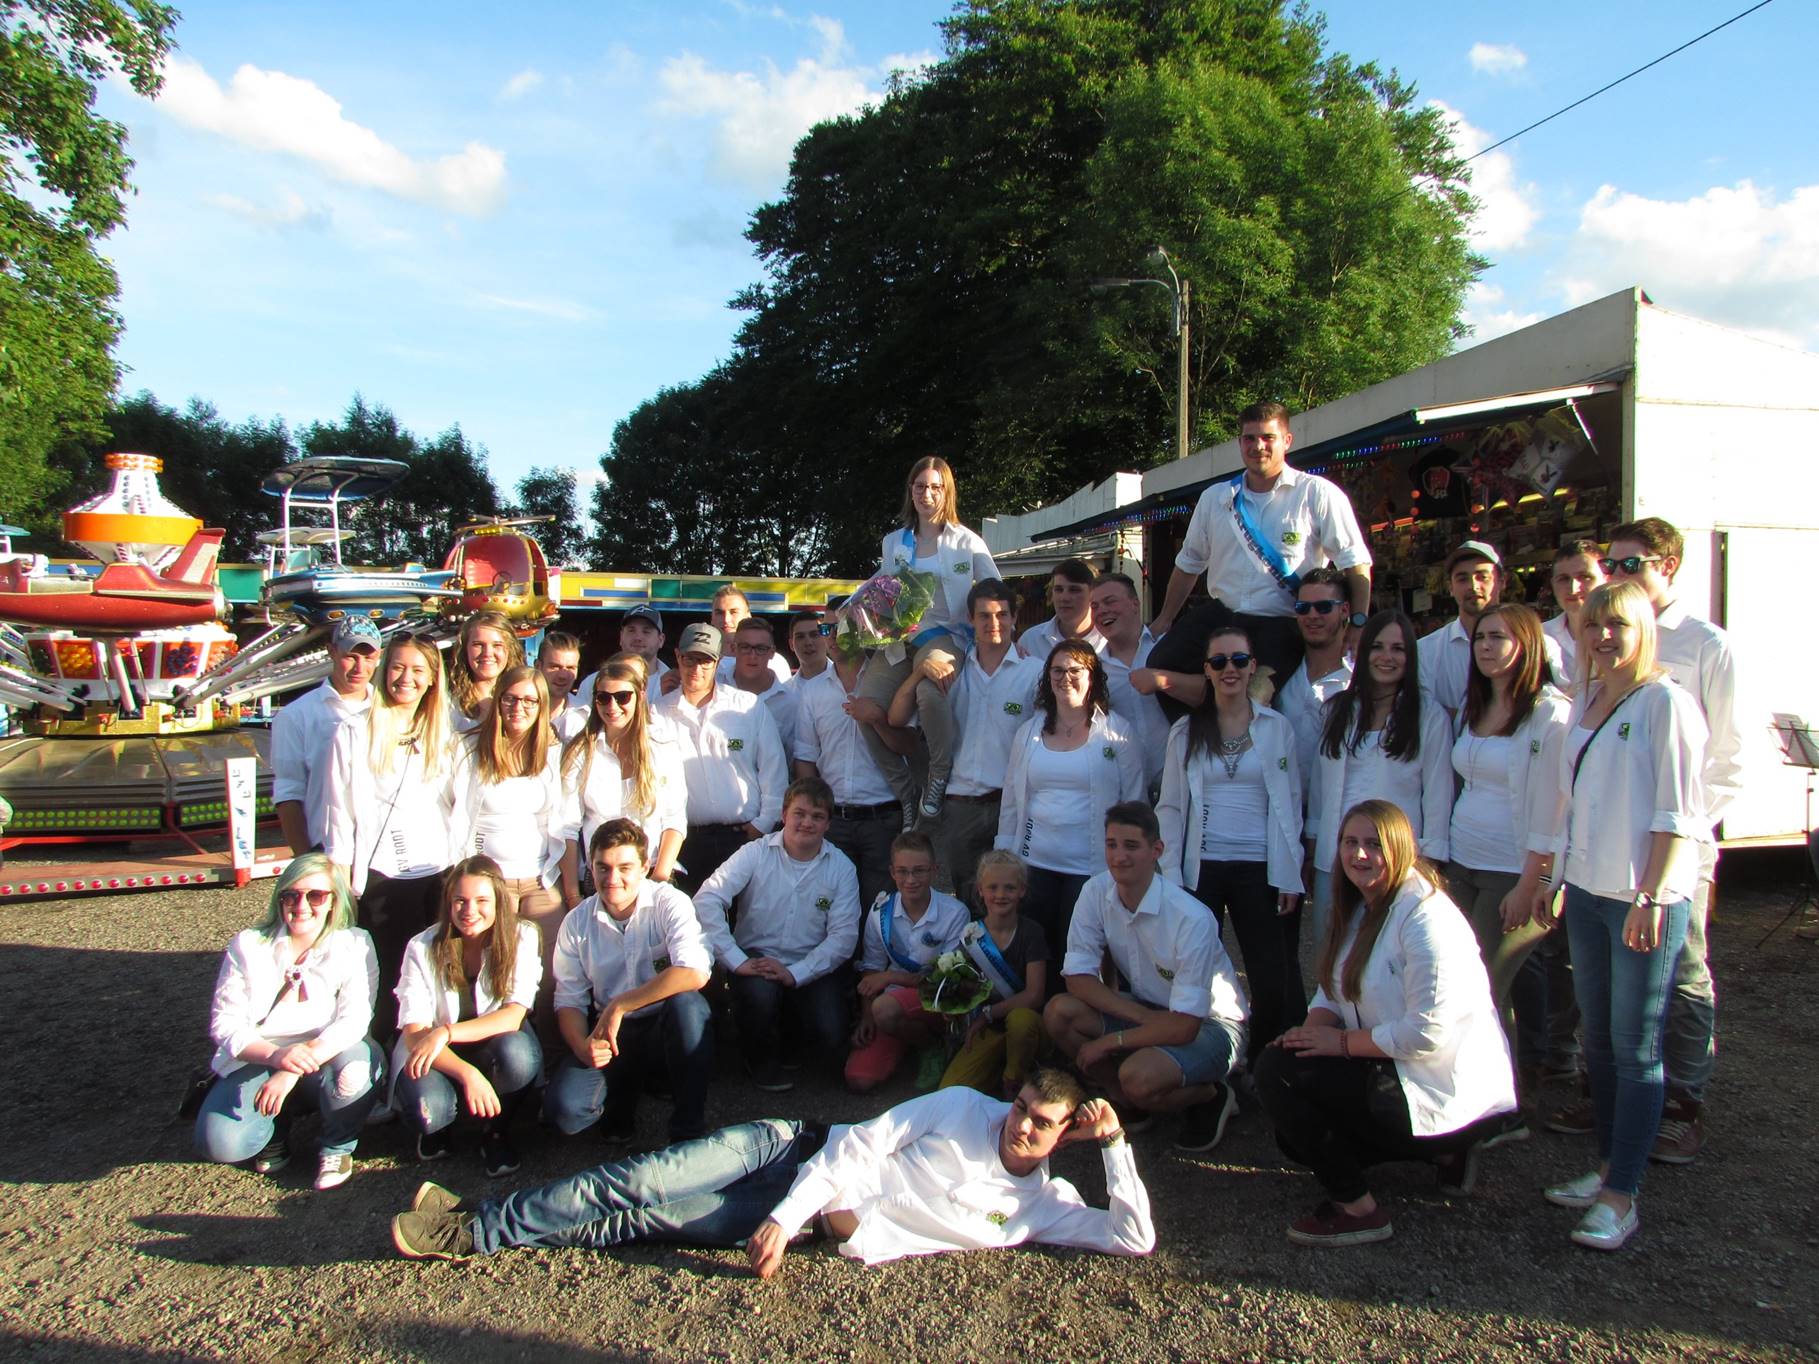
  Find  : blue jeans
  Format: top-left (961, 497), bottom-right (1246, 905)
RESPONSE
top-left (1562, 884), bottom-right (1689, 1196)
top-left (728, 968), bottom-right (850, 1075)
top-left (473, 1117), bottom-right (824, 1254)
top-left (396, 1028), bottom-right (543, 1135)
top-left (193, 1038), bottom-right (383, 1163)
top-left (544, 992), bottom-right (714, 1140)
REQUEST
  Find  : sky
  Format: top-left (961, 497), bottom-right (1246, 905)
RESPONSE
top-left (90, 0), bottom-right (1815, 510)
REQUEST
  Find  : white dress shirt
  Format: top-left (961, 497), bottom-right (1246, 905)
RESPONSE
top-left (658, 683), bottom-right (788, 830)
top-left (792, 668), bottom-right (897, 805)
top-left (446, 737), bottom-right (565, 883)
top-left (765, 1087), bottom-right (1155, 1264)
top-left (1310, 872), bottom-right (1517, 1136)
top-left (1655, 601), bottom-right (1743, 827)
top-left (1542, 613), bottom-right (1578, 691)
top-left (691, 832), bottom-right (862, 985)
top-left (1274, 655), bottom-right (1351, 798)
top-left (270, 681), bottom-right (371, 848)
top-left (1062, 871), bottom-right (1248, 1025)
top-left (947, 649), bottom-right (1043, 797)
top-left (551, 881), bottom-right (711, 1019)
top-left (1307, 695), bottom-right (1454, 872)
top-left (208, 927), bottom-right (378, 1076)
top-left (856, 889), bottom-right (971, 973)
top-left (559, 733), bottom-right (688, 867)
top-left (1100, 628), bottom-right (1170, 787)
top-left (394, 920), bottom-right (542, 1028)
top-left (1018, 616), bottom-right (1107, 659)
top-left (552, 694), bottom-right (590, 744)
top-left (735, 675), bottom-right (799, 774)
top-left (1174, 467), bottom-right (1371, 618)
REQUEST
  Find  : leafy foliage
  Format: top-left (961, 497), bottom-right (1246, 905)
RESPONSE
top-left (509, 466), bottom-right (585, 567)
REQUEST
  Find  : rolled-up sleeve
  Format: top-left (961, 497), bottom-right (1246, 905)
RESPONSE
top-left (1651, 686), bottom-right (1712, 839)
top-left (1316, 480), bottom-right (1372, 571)
top-left (1166, 913), bottom-right (1219, 1017)
top-left (1172, 491), bottom-right (1215, 576)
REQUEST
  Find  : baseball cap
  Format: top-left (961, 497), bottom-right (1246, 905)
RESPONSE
top-left (622, 604), bottom-right (662, 629)
top-left (676, 622), bottom-right (722, 660)
top-left (1444, 540), bottom-right (1502, 575)
top-left (330, 617), bottom-right (383, 652)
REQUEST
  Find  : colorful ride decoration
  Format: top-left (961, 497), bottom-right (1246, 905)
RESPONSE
top-left (442, 517), bottom-right (560, 632)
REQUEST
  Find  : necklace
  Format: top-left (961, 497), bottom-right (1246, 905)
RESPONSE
top-left (1217, 729), bottom-right (1252, 780)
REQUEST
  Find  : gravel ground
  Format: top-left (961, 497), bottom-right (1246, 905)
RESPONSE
top-left (0, 849), bottom-right (1815, 1363)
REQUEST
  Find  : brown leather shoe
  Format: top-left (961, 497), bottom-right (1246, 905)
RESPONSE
top-left (1650, 1098), bottom-right (1704, 1164)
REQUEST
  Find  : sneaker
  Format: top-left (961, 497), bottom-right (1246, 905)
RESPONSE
top-left (1286, 1200), bottom-right (1394, 1248)
top-left (391, 1208), bottom-right (477, 1262)
top-left (746, 1059), bottom-right (794, 1094)
top-left (250, 1135), bottom-right (291, 1176)
top-left (1174, 1083), bottom-right (1238, 1153)
top-left (1543, 1169), bottom-right (1604, 1210)
top-left (1544, 1098), bottom-right (1595, 1136)
top-left (900, 799), bottom-right (919, 834)
top-left (1650, 1100), bottom-right (1704, 1165)
top-left (918, 775), bottom-right (948, 822)
top-left (314, 1151), bottom-right (354, 1191)
top-left (1435, 1144), bottom-right (1481, 1197)
top-left (1570, 1199), bottom-right (1639, 1251)
top-left (481, 1134), bottom-right (520, 1178)
top-left (914, 1046), bottom-right (947, 1092)
top-left (416, 1129), bottom-right (452, 1163)
top-left (411, 1180), bottom-right (462, 1216)
top-left (1478, 1111), bottom-right (1532, 1150)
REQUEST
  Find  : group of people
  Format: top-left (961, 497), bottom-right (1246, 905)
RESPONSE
top-left (201, 408), bottom-right (1738, 1271)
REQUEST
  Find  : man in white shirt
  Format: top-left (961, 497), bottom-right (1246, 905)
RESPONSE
top-left (616, 605), bottom-right (671, 703)
top-left (1147, 401), bottom-right (1372, 703)
top-left (785, 610), bottom-right (832, 687)
top-left (888, 579), bottom-right (1040, 905)
top-left (795, 646), bottom-right (904, 909)
top-left (1273, 567), bottom-right (1354, 792)
top-left (712, 585), bottom-right (793, 686)
top-left (1601, 516), bottom-right (1743, 1163)
top-left (692, 777), bottom-right (862, 1090)
top-left (1089, 573), bottom-right (1169, 789)
top-left (1543, 538), bottom-right (1606, 691)
top-left (392, 1068), bottom-right (1153, 1270)
top-left (1045, 802), bottom-right (1248, 1155)
top-left (1017, 558), bottom-right (1106, 659)
top-left (1416, 540), bottom-right (1504, 726)
top-left (272, 616), bottom-right (379, 855)
top-left (730, 617), bottom-right (798, 759)
top-left (537, 630), bottom-right (588, 743)
top-left (543, 819), bottom-right (714, 1144)
top-left (658, 623), bottom-right (788, 894)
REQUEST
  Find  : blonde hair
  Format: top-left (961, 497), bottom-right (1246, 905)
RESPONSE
top-left (899, 456), bottom-right (960, 529)
top-left (431, 855), bottom-right (521, 1005)
top-left (472, 664), bottom-right (553, 782)
top-left (974, 849), bottom-right (1028, 889)
top-left (1316, 800), bottom-right (1441, 1002)
top-left (367, 634), bottom-right (452, 779)
top-left (561, 659), bottom-right (658, 817)
top-left (447, 611), bottom-right (525, 718)
top-left (1575, 580), bottom-right (1664, 694)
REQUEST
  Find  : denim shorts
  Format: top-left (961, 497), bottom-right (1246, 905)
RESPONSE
top-left (1099, 1007), bottom-right (1244, 1087)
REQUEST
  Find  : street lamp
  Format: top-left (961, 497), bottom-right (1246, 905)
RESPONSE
top-left (1089, 245), bottom-right (1191, 463)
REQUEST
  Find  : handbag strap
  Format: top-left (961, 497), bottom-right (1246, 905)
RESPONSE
top-left (1570, 684), bottom-right (1642, 792)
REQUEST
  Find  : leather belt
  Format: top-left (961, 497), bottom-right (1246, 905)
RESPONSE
top-left (945, 790), bottom-right (1002, 805)
top-left (830, 801), bottom-right (901, 821)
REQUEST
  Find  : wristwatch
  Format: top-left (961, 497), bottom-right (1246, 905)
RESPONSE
top-left (1348, 611), bottom-right (1369, 628)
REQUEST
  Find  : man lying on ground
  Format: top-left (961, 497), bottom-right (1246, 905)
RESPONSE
top-left (390, 1066), bottom-right (1154, 1270)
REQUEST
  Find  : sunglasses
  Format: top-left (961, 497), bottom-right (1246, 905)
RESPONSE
top-left (1293, 599), bottom-right (1347, 616)
top-left (279, 887), bottom-right (334, 910)
top-left (1204, 653), bottom-right (1253, 671)
top-left (595, 689), bottom-right (638, 708)
top-left (1599, 555), bottom-right (1662, 576)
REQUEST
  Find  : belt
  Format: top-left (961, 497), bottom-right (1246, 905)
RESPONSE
top-left (830, 800), bottom-right (900, 821)
top-left (687, 822), bottom-right (748, 833)
top-left (945, 790), bottom-right (1001, 806)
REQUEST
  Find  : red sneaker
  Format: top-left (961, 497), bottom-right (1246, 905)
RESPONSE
top-left (1286, 1200), bottom-right (1394, 1247)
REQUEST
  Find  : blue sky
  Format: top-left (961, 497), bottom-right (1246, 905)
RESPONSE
top-left (94, 1), bottom-right (1814, 510)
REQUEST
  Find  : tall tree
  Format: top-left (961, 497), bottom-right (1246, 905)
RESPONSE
top-left (0, 0), bottom-right (178, 529)
top-left (510, 466), bottom-right (585, 567)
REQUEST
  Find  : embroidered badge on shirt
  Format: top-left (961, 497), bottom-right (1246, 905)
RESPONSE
top-left (814, 896), bottom-right (832, 912)
top-left (1004, 701), bottom-right (1023, 715)
top-left (1277, 756), bottom-right (1288, 770)
top-left (1618, 723), bottom-right (1632, 740)
top-left (1530, 739), bottom-right (1542, 755)
top-left (728, 738), bottom-right (744, 751)
top-left (1156, 965), bottom-right (1175, 981)
top-left (1102, 745), bottom-right (1116, 760)
top-left (1281, 530), bottom-right (1301, 546)
top-left (952, 562), bottom-right (969, 573)
top-left (987, 1211), bottom-right (1009, 1227)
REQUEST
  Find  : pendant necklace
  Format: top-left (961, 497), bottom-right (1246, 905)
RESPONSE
top-left (1218, 729), bottom-right (1251, 780)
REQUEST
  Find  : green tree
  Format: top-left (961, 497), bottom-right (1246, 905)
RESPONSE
top-left (0, 0), bottom-right (178, 527)
top-left (510, 466), bottom-right (585, 567)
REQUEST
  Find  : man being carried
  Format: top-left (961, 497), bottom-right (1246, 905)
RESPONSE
top-left (391, 1067), bottom-right (1153, 1268)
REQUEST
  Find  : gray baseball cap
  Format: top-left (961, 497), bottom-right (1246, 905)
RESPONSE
top-left (330, 617), bottom-right (383, 652)
top-left (622, 604), bottom-right (662, 629)
top-left (1444, 540), bottom-right (1502, 574)
top-left (676, 622), bottom-right (722, 660)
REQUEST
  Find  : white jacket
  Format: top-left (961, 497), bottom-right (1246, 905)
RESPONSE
top-left (1309, 694), bottom-right (1454, 872)
top-left (208, 927), bottom-right (378, 1076)
top-left (390, 920), bottom-right (542, 1076)
top-left (323, 720), bottom-right (455, 895)
top-left (1155, 703), bottom-right (1304, 894)
top-left (1465, 685), bottom-right (1574, 861)
top-left (1310, 873), bottom-right (1516, 1137)
top-left (881, 523), bottom-right (1000, 626)
top-left (559, 732), bottom-right (689, 867)
top-left (445, 737), bottom-right (565, 886)
top-left (995, 710), bottom-right (1146, 873)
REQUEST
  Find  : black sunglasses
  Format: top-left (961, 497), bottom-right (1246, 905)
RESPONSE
top-left (1599, 555), bottom-right (1661, 576)
top-left (595, 689), bottom-right (638, 707)
top-left (1293, 599), bottom-right (1346, 616)
top-left (1204, 653), bottom-right (1253, 671)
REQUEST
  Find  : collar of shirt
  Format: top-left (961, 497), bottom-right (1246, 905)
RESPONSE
top-left (1114, 873), bottom-right (1163, 919)
top-left (1655, 599), bottom-right (1689, 631)
top-left (1236, 464), bottom-right (1305, 499)
top-left (763, 829), bottom-right (830, 867)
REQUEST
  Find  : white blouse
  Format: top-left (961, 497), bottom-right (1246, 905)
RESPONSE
top-left (559, 732), bottom-right (689, 867)
top-left (208, 927), bottom-right (378, 1076)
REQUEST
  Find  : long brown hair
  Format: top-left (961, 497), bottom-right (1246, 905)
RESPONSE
top-left (472, 664), bottom-right (553, 781)
top-left (447, 611), bottom-right (525, 718)
top-left (561, 659), bottom-right (657, 816)
top-left (1320, 611), bottom-right (1424, 761)
top-left (899, 455), bottom-right (959, 530)
top-left (1035, 638), bottom-right (1110, 732)
top-left (432, 855), bottom-right (520, 1003)
top-left (1316, 800), bottom-right (1441, 1001)
top-left (1464, 603), bottom-right (1552, 736)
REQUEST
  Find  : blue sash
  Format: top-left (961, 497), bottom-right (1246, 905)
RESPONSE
top-left (1229, 474), bottom-right (1300, 598)
top-left (878, 895), bottom-right (925, 973)
top-left (961, 920), bottom-right (1023, 1001)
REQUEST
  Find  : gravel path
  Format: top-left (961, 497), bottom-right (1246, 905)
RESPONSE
top-left (0, 851), bottom-right (1814, 1362)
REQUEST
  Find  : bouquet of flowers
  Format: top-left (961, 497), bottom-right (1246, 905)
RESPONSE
top-left (920, 949), bottom-right (991, 1016)
top-left (832, 567), bottom-right (940, 663)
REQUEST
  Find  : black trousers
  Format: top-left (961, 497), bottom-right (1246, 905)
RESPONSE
top-left (1024, 865), bottom-right (1091, 997)
top-left (358, 869), bottom-right (444, 1045)
top-left (1192, 859), bottom-right (1303, 1064)
top-left (1147, 601), bottom-right (1306, 717)
top-left (677, 824), bottom-right (752, 897)
top-left (827, 809), bottom-right (898, 913)
top-left (1253, 1045), bottom-right (1481, 1203)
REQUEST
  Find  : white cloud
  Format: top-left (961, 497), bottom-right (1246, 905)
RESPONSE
top-left (204, 187), bottom-right (327, 230)
top-left (1458, 282), bottom-right (1543, 343)
top-left (1468, 43), bottom-right (1528, 76)
top-left (1431, 100), bottom-right (1540, 252)
top-left (151, 56), bottom-right (507, 216)
top-left (473, 291), bottom-right (593, 323)
top-left (807, 16), bottom-right (849, 64)
top-left (1559, 180), bottom-right (1819, 344)
top-left (499, 69), bottom-right (543, 101)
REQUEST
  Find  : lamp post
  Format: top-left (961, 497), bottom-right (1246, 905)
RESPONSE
top-left (1090, 245), bottom-right (1190, 463)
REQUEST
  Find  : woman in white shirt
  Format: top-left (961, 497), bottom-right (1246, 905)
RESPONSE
top-left (446, 610), bottom-right (524, 733)
top-left (394, 855), bottom-right (543, 1179)
top-left (1256, 800), bottom-right (1516, 1248)
top-left (559, 657), bottom-right (687, 898)
top-left (1529, 580), bottom-right (1707, 1252)
top-left (325, 632), bottom-right (456, 1044)
top-left (995, 639), bottom-right (1144, 972)
top-left (1442, 603), bottom-right (1571, 1100)
top-left (194, 854), bottom-right (381, 1192)
top-left (1156, 625), bottom-right (1305, 1065)
top-left (852, 457), bottom-right (1001, 822)
top-left (1308, 611), bottom-right (1452, 947)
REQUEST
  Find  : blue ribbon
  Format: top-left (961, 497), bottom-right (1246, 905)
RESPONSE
top-left (1229, 473), bottom-right (1301, 598)
top-left (878, 894), bottom-right (926, 973)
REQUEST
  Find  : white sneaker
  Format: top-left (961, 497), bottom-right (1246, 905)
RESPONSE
top-left (1570, 1199), bottom-right (1638, 1251)
top-left (315, 1151), bottom-right (354, 1191)
top-left (1543, 1169), bottom-right (1603, 1209)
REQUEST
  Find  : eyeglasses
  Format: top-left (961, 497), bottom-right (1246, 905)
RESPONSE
top-left (1293, 599), bottom-right (1346, 616)
top-left (496, 694), bottom-right (541, 711)
top-left (1600, 555), bottom-right (1662, 576)
top-left (279, 887), bottom-right (334, 910)
top-left (1204, 653), bottom-right (1253, 671)
top-left (595, 689), bottom-right (637, 708)
top-left (734, 642), bottom-right (773, 655)
top-left (1048, 667), bottom-right (1091, 682)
